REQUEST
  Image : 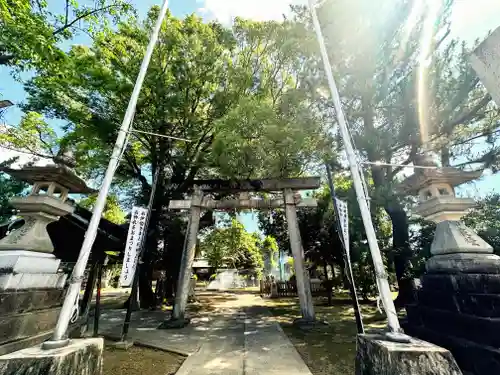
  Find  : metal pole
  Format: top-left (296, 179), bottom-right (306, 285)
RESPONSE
top-left (325, 163), bottom-right (364, 334)
top-left (279, 250), bottom-right (285, 281)
top-left (43, 0), bottom-right (170, 349)
top-left (93, 262), bottom-right (103, 337)
top-left (308, 0), bottom-right (406, 339)
top-left (80, 262), bottom-right (99, 337)
top-left (120, 167), bottom-right (160, 342)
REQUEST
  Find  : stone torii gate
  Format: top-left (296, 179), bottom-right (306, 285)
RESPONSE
top-left (159, 177), bottom-right (320, 328)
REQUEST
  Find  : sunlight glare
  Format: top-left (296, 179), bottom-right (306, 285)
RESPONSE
top-left (417, 0), bottom-right (442, 149)
top-left (400, 0), bottom-right (425, 58)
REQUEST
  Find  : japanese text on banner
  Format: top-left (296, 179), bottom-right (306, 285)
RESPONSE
top-left (335, 198), bottom-right (350, 257)
top-left (119, 206), bottom-right (148, 287)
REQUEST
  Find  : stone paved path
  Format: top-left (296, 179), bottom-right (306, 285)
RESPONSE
top-left (92, 291), bottom-right (313, 375)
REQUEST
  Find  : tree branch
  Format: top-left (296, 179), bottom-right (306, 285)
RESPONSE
top-left (123, 151), bottom-right (150, 191)
top-left (65, 0), bottom-right (70, 26)
top-left (0, 145), bottom-right (53, 160)
top-left (52, 4), bottom-right (123, 36)
top-left (0, 54), bottom-right (15, 66)
top-left (447, 94), bottom-right (492, 129)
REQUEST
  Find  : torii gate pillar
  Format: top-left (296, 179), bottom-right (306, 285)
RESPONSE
top-left (284, 188), bottom-right (316, 323)
top-left (159, 188), bottom-right (203, 328)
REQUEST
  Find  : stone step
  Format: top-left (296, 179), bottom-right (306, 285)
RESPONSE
top-left (0, 289), bottom-right (64, 316)
top-left (407, 305), bottom-right (500, 347)
top-left (0, 307), bottom-right (61, 346)
top-left (422, 273), bottom-right (500, 294)
top-left (406, 324), bottom-right (500, 375)
top-left (417, 289), bottom-right (500, 318)
top-left (0, 273), bottom-right (66, 291)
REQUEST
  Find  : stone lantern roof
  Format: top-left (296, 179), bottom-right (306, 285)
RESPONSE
top-left (397, 168), bottom-right (483, 196)
top-left (396, 153), bottom-right (484, 223)
top-left (0, 165), bottom-right (94, 195)
top-left (0, 157), bottom-right (95, 254)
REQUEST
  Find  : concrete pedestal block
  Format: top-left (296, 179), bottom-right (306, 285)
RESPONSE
top-left (0, 338), bottom-right (104, 375)
top-left (0, 251), bottom-right (61, 274)
top-left (355, 333), bottom-right (462, 375)
top-left (0, 273), bottom-right (67, 291)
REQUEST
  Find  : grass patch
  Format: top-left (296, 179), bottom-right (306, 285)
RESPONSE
top-left (103, 342), bottom-right (184, 375)
top-left (263, 296), bottom-right (389, 375)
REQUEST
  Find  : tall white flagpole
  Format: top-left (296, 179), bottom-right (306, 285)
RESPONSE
top-left (308, 0), bottom-right (408, 340)
top-left (44, 0), bottom-right (171, 348)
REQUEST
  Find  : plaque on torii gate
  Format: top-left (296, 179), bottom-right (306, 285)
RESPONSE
top-left (159, 177), bottom-right (321, 329)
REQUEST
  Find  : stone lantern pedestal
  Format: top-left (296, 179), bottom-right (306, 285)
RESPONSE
top-left (0, 165), bottom-right (93, 355)
top-left (400, 155), bottom-right (500, 375)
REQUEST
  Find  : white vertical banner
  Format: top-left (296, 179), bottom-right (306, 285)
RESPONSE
top-left (119, 206), bottom-right (149, 287)
top-left (335, 198), bottom-right (350, 258)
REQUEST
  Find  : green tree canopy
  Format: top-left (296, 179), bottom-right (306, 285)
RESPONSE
top-left (290, 0), bottom-right (500, 305)
top-left (78, 194), bottom-right (126, 224)
top-left (10, 7), bottom-right (332, 305)
top-left (0, 0), bottom-right (132, 71)
top-left (201, 218), bottom-right (264, 273)
top-left (0, 174), bottom-right (25, 224)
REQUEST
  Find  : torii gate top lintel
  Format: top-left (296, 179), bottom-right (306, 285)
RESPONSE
top-left (189, 177), bottom-right (320, 193)
top-left (170, 177), bottom-right (321, 210)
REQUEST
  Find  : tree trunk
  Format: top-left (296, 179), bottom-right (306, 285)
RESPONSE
top-left (385, 200), bottom-right (414, 308)
top-left (370, 161), bottom-right (415, 309)
top-left (138, 264), bottom-right (155, 309)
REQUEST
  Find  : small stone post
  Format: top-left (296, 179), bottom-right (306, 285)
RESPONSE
top-left (270, 282), bottom-right (279, 298)
top-left (159, 188), bottom-right (203, 328)
top-left (283, 188), bottom-right (315, 323)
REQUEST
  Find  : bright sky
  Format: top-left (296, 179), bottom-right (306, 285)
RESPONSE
top-left (1, 0), bottom-right (500, 230)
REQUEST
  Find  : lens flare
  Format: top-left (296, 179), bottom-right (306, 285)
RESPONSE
top-left (417, 0), bottom-right (442, 149)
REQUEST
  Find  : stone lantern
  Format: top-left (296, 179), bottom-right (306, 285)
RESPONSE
top-left (401, 153), bottom-right (500, 375)
top-left (0, 161), bottom-right (93, 353)
top-left (398, 153), bottom-right (492, 268)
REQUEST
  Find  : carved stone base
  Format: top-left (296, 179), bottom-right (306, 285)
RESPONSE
top-left (431, 221), bottom-right (493, 256)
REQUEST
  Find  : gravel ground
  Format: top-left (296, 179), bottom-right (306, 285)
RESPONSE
top-left (103, 342), bottom-right (185, 375)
